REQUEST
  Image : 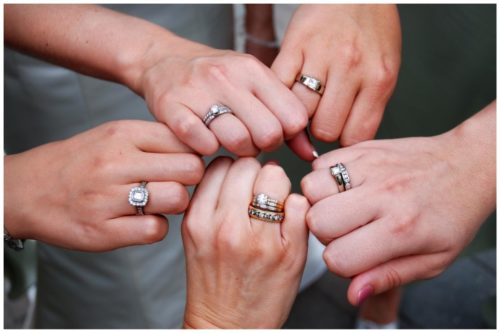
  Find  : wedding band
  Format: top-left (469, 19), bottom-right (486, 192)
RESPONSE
top-left (251, 193), bottom-right (284, 212)
top-left (203, 104), bottom-right (233, 126)
top-left (297, 74), bottom-right (324, 95)
top-left (330, 163), bottom-right (351, 192)
top-left (248, 207), bottom-right (284, 223)
top-left (128, 181), bottom-right (149, 215)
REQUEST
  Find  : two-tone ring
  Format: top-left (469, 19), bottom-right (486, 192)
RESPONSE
top-left (330, 163), bottom-right (352, 192)
top-left (128, 181), bottom-right (149, 215)
top-left (203, 104), bottom-right (233, 127)
top-left (249, 193), bottom-right (285, 223)
top-left (296, 74), bottom-right (325, 95)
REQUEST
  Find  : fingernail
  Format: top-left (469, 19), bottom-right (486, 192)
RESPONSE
top-left (312, 150), bottom-right (319, 159)
top-left (357, 285), bottom-right (374, 306)
top-left (266, 160), bottom-right (279, 166)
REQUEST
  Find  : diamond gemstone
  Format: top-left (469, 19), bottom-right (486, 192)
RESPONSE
top-left (256, 193), bottom-right (267, 206)
top-left (133, 191), bottom-right (145, 201)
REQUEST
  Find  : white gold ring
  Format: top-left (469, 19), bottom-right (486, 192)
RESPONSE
top-left (297, 74), bottom-right (325, 95)
top-left (128, 181), bottom-right (149, 215)
top-left (203, 104), bottom-right (233, 127)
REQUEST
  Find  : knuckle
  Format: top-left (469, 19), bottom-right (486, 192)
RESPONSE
top-left (143, 217), bottom-right (168, 243)
top-left (168, 183), bottom-right (189, 213)
top-left (257, 127), bottom-right (283, 150)
top-left (370, 64), bottom-right (397, 93)
top-left (226, 131), bottom-right (251, 153)
top-left (323, 248), bottom-right (351, 278)
top-left (285, 111), bottom-right (309, 136)
top-left (311, 125), bottom-right (340, 143)
top-left (172, 115), bottom-right (200, 138)
top-left (384, 266), bottom-right (403, 289)
top-left (183, 155), bottom-right (205, 184)
top-left (300, 176), bottom-right (315, 200)
top-left (389, 213), bottom-right (418, 237)
top-left (339, 42), bottom-right (362, 69)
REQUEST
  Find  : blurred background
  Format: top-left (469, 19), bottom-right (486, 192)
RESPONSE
top-left (4, 3), bottom-right (496, 329)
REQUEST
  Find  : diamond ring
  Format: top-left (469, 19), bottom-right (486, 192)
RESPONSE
top-left (329, 163), bottom-right (352, 192)
top-left (251, 193), bottom-right (284, 213)
top-left (203, 104), bottom-right (233, 127)
top-left (296, 74), bottom-right (325, 95)
top-left (128, 181), bottom-right (149, 215)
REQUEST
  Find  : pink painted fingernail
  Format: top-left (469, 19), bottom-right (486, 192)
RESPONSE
top-left (357, 285), bottom-right (374, 306)
top-left (266, 160), bottom-right (279, 166)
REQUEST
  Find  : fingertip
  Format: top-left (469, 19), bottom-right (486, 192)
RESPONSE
top-left (142, 215), bottom-right (169, 244)
top-left (286, 131), bottom-right (316, 162)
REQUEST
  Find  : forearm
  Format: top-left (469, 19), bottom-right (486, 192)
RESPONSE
top-left (4, 4), bottom-right (196, 94)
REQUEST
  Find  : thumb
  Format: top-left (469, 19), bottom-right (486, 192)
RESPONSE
top-left (347, 253), bottom-right (447, 306)
top-left (286, 130), bottom-right (318, 162)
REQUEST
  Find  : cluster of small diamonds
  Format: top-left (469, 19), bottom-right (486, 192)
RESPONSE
top-left (248, 208), bottom-right (284, 222)
top-left (128, 187), bottom-right (149, 207)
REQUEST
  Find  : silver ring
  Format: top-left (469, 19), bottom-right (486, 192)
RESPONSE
top-left (203, 104), bottom-right (233, 127)
top-left (329, 163), bottom-right (351, 192)
top-left (251, 193), bottom-right (284, 213)
top-left (128, 181), bottom-right (149, 215)
top-left (297, 74), bottom-right (324, 95)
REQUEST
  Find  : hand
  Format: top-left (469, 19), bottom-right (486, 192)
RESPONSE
top-left (5, 5), bottom-right (308, 158)
top-left (4, 120), bottom-right (204, 252)
top-left (135, 34), bottom-right (308, 157)
top-left (182, 157), bottom-right (309, 328)
top-left (273, 4), bottom-right (401, 147)
top-left (301, 101), bottom-right (495, 305)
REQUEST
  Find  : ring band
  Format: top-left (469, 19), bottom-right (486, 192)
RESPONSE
top-left (128, 181), bottom-right (149, 215)
top-left (251, 193), bottom-right (284, 213)
top-left (297, 74), bottom-right (324, 95)
top-left (248, 207), bottom-right (284, 223)
top-left (330, 163), bottom-right (351, 192)
top-left (203, 104), bottom-right (233, 127)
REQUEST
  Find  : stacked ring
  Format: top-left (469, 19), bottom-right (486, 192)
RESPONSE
top-left (248, 193), bottom-right (285, 223)
top-left (203, 104), bottom-right (233, 127)
top-left (329, 163), bottom-right (352, 192)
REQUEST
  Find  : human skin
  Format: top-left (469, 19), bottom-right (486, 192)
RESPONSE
top-left (4, 120), bottom-right (204, 252)
top-left (244, 4), bottom-right (279, 68)
top-left (301, 100), bottom-right (496, 305)
top-left (182, 158), bottom-right (310, 328)
top-left (4, 4), bottom-right (309, 158)
top-left (273, 4), bottom-right (401, 150)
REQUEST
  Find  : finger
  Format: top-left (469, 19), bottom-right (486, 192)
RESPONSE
top-left (291, 82), bottom-right (321, 118)
top-left (100, 214), bottom-right (168, 250)
top-left (121, 120), bottom-right (194, 154)
top-left (164, 103), bottom-right (219, 156)
top-left (252, 66), bottom-right (309, 139)
top-left (306, 187), bottom-right (378, 243)
top-left (223, 89), bottom-right (284, 152)
top-left (347, 253), bottom-right (449, 306)
top-left (322, 217), bottom-right (427, 278)
top-left (207, 112), bottom-right (259, 156)
top-left (301, 162), bottom-right (365, 204)
top-left (251, 163), bottom-right (291, 235)
top-left (312, 145), bottom-right (366, 171)
top-left (121, 181), bottom-right (190, 216)
top-left (125, 153), bottom-right (204, 185)
top-left (271, 45), bottom-right (303, 89)
top-left (281, 193), bottom-right (309, 253)
top-left (183, 157), bottom-right (233, 243)
top-left (310, 70), bottom-right (361, 143)
top-left (339, 88), bottom-right (386, 147)
top-left (218, 157), bottom-right (261, 222)
top-left (286, 130), bottom-right (317, 162)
